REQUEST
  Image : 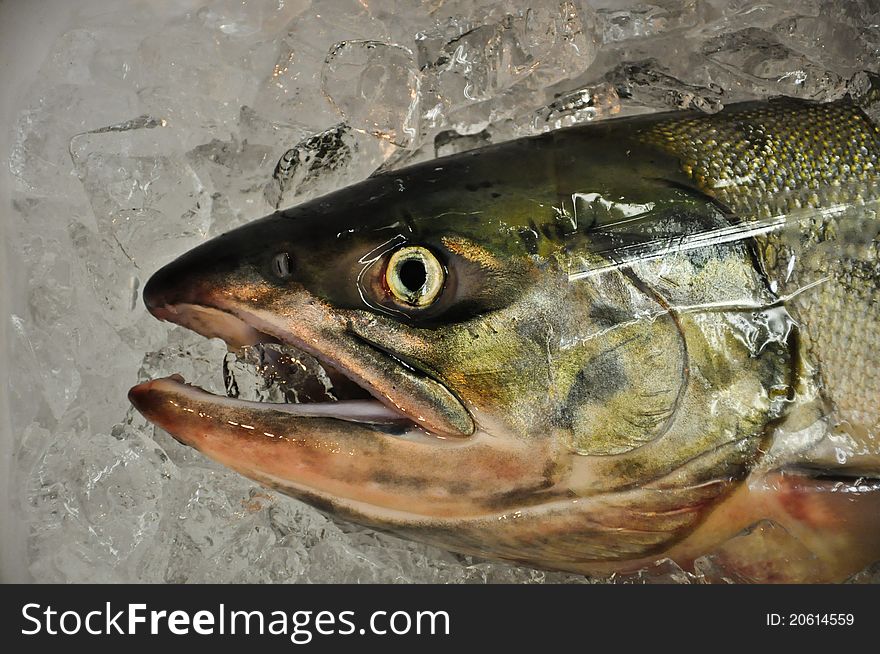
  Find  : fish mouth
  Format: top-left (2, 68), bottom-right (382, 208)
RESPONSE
top-left (130, 302), bottom-right (474, 438)
top-left (127, 296), bottom-right (553, 523)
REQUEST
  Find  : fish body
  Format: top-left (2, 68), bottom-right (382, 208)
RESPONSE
top-left (130, 98), bottom-right (880, 582)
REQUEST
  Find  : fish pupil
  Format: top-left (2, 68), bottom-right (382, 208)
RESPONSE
top-left (399, 258), bottom-right (427, 293)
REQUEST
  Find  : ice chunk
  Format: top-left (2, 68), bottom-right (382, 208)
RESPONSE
top-left (701, 27), bottom-right (847, 101)
top-left (224, 343), bottom-right (339, 404)
top-left (598, 0), bottom-right (709, 43)
top-left (185, 106), bottom-right (310, 234)
top-left (264, 123), bottom-right (392, 208)
top-left (847, 561), bottom-right (880, 583)
top-left (135, 25), bottom-right (256, 138)
top-left (9, 84), bottom-right (138, 199)
top-left (67, 219), bottom-right (147, 332)
top-left (186, 135), bottom-right (277, 229)
top-left (508, 81), bottom-right (622, 134)
top-left (197, 0), bottom-right (310, 38)
top-left (709, 0), bottom-right (822, 33)
top-left (137, 24), bottom-right (249, 103)
top-left (417, 19), bottom-right (532, 104)
top-left (418, 1), bottom-right (601, 133)
top-left (385, 80), bottom-right (620, 166)
top-left (773, 15), bottom-right (873, 75)
top-left (39, 29), bottom-right (102, 86)
top-left (252, 0), bottom-right (396, 131)
top-left (21, 408), bottom-right (171, 582)
top-left (135, 471), bottom-right (304, 583)
top-left (433, 129), bottom-right (495, 158)
top-left (7, 193), bottom-right (148, 423)
top-left (848, 70), bottom-right (880, 124)
top-left (609, 557), bottom-right (695, 584)
top-left (606, 59), bottom-right (724, 112)
top-left (65, 113), bottom-right (218, 338)
top-left (237, 104), bottom-right (308, 147)
top-left (323, 41), bottom-right (422, 148)
top-left (9, 314), bottom-right (80, 423)
top-left (69, 116), bottom-right (212, 273)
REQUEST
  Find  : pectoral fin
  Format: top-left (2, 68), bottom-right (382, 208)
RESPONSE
top-left (678, 469), bottom-right (880, 583)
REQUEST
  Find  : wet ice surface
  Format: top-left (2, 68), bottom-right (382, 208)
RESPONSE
top-left (7, 0), bottom-right (880, 582)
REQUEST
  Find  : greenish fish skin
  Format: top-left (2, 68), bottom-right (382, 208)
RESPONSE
top-left (129, 97), bottom-right (880, 582)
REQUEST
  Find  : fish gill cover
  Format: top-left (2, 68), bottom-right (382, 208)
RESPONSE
top-left (6, 0), bottom-right (880, 582)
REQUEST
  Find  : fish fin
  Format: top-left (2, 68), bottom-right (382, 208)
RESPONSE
top-left (681, 469), bottom-right (880, 582)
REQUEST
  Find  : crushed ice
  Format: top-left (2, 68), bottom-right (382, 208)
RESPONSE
top-left (8, 0), bottom-right (880, 582)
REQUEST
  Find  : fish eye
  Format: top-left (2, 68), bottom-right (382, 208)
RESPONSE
top-left (385, 246), bottom-right (445, 308)
top-left (272, 252), bottom-right (293, 280)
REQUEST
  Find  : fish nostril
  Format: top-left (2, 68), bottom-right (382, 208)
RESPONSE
top-left (272, 252), bottom-right (294, 280)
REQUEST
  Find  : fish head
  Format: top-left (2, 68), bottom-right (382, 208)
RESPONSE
top-left (130, 142), bottom-right (792, 569)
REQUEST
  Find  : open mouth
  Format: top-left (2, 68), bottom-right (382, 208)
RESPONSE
top-left (220, 342), bottom-right (413, 428)
top-left (132, 302), bottom-right (465, 434)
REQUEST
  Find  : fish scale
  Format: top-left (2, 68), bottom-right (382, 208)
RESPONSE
top-left (638, 101), bottom-right (880, 213)
top-left (639, 99), bottom-right (880, 437)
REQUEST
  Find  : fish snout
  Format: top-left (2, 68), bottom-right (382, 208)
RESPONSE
top-left (142, 238), bottom-right (233, 315)
top-left (141, 213), bottom-right (301, 321)
top-left (142, 258), bottom-right (184, 315)
top-left (140, 230), bottom-right (279, 347)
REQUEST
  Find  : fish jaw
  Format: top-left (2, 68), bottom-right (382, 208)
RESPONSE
top-left (128, 376), bottom-right (558, 521)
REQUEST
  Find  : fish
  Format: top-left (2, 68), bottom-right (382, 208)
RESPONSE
top-left (129, 96), bottom-right (880, 583)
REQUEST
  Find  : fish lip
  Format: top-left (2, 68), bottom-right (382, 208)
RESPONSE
top-left (128, 374), bottom-right (412, 428)
top-left (139, 301), bottom-right (472, 436)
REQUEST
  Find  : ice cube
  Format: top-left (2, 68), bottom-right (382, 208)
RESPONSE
top-left (9, 84), bottom-right (138, 199)
top-left (323, 40), bottom-right (422, 148)
top-left (709, 0), bottom-right (822, 33)
top-left (137, 24), bottom-right (250, 102)
top-left (197, 0), bottom-right (310, 38)
top-left (69, 116), bottom-right (212, 273)
top-left (9, 314), bottom-right (80, 423)
top-left (610, 557), bottom-right (695, 584)
top-left (20, 406), bottom-right (172, 582)
top-left (605, 59), bottom-right (724, 112)
top-left (417, 1), bottom-right (601, 133)
top-left (252, 0), bottom-right (395, 130)
top-left (264, 123), bottom-right (392, 208)
top-left (598, 0), bottom-right (710, 43)
top-left (224, 343), bottom-right (338, 404)
top-left (39, 29), bottom-right (101, 86)
top-left (433, 128), bottom-right (495, 158)
top-left (186, 136), bottom-right (276, 224)
top-left (701, 27), bottom-right (847, 102)
top-left (7, 193), bottom-right (149, 422)
top-left (773, 15), bottom-right (872, 75)
top-left (508, 81), bottom-right (622, 135)
top-left (184, 106), bottom-right (311, 233)
top-left (846, 561), bottom-right (880, 583)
